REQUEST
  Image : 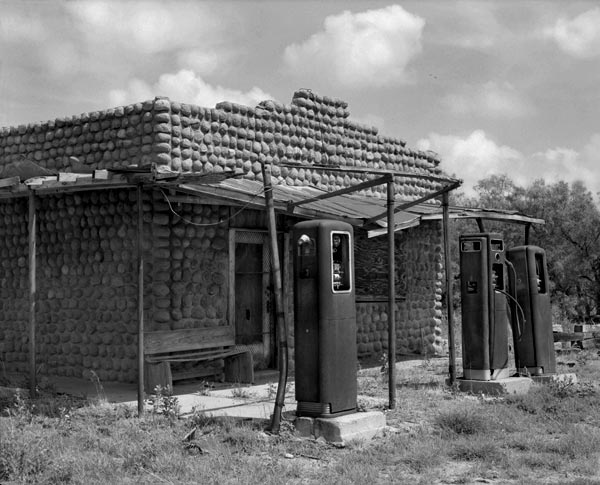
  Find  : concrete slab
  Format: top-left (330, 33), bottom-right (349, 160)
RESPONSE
top-left (294, 411), bottom-right (386, 444)
top-left (48, 375), bottom-right (297, 420)
top-left (456, 376), bottom-right (533, 395)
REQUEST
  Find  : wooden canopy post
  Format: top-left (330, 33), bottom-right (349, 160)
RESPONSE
top-left (442, 192), bottom-right (456, 384)
top-left (387, 177), bottom-right (396, 409)
top-left (137, 184), bottom-right (145, 416)
top-left (262, 164), bottom-right (289, 433)
top-left (28, 189), bottom-right (37, 399)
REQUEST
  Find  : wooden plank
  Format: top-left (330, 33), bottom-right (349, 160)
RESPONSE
top-left (144, 326), bottom-right (235, 354)
top-left (224, 351), bottom-right (254, 383)
top-left (146, 347), bottom-right (242, 363)
top-left (0, 176), bottom-right (20, 188)
top-left (172, 363), bottom-right (223, 382)
top-left (553, 331), bottom-right (600, 342)
top-left (144, 361), bottom-right (172, 393)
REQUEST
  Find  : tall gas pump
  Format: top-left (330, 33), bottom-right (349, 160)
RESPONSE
top-left (459, 233), bottom-right (510, 380)
top-left (293, 220), bottom-right (357, 417)
top-left (506, 246), bottom-right (556, 376)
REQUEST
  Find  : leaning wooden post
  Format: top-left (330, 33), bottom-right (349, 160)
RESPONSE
top-left (262, 163), bottom-right (288, 433)
top-left (387, 177), bottom-right (396, 409)
top-left (442, 192), bottom-right (457, 384)
top-left (137, 184), bottom-right (145, 416)
top-left (28, 189), bottom-right (37, 399)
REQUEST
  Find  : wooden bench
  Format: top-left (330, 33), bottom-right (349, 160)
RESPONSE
top-left (144, 326), bottom-right (254, 393)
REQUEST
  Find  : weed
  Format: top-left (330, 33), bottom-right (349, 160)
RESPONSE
top-left (230, 384), bottom-right (252, 399)
top-left (434, 407), bottom-right (488, 436)
top-left (145, 385), bottom-right (180, 421)
top-left (196, 380), bottom-right (214, 396)
top-left (83, 369), bottom-right (107, 402)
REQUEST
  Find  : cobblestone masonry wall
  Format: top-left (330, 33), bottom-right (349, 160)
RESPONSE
top-left (0, 90), bottom-right (443, 197)
top-left (355, 223), bottom-right (444, 357)
top-left (147, 191), bottom-right (229, 332)
top-left (0, 190), bottom-right (229, 382)
top-left (0, 89), bottom-right (447, 379)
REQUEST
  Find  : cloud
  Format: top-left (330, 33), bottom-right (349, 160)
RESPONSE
top-left (442, 82), bottom-right (533, 119)
top-left (1, 11), bottom-right (46, 43)
top-left (282, 5), bottom-right (424, 88)
top-left (176, 49), bottom-right (225, 77)
top-left (65, 1), bottom-right (218, 54)
top-left (416, 130), bottom-right (523, 195)
top-left (545, 7), bottom-right (600, 58)
top-left (417, 130), bottom-right (600, 198)
top-left (531, 137), bottom-right (600, 194)
top-left (425, 2), bottom-right (505, 50)
top-left (64, 1), bottom-right (233, 76)
top-left (108, 69), bottom-right (273, 109)
top-left (348, 113), bottom-right (385, 132)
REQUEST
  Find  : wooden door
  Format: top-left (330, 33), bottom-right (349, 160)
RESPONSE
top-left (234, 242), bottom-right (264, 346)
top-left (229, 230), bottom-right (275, 369)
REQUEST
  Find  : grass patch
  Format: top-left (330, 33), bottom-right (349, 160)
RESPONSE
top-left (2, 355), bottom-right (600, 483)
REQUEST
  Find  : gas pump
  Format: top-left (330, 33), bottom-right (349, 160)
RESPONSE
top-left (506, 246), bottom-right (556, 375)
top-left (293, 220), bottom-right (357, 417)
top-left (459, 233), bottom-right (511, 380)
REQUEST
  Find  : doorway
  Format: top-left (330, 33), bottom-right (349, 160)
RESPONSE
top-left (229, 230), bottom-right (276, 369)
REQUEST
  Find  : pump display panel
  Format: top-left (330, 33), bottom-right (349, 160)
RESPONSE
top-left (331, 231), bottom-right (351, 293)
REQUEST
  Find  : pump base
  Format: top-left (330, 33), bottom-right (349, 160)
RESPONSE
top-left (454, 376), bottom-right (533, 395)
top-left (296, 401), bottom-right (357, 418)
top-left (295, 411), bottom-right (386, 444)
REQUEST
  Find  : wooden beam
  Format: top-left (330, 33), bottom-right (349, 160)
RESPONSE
top-left (442, 192), bottom-right (456, 385)
top-left (287, 175), bottom-right (391, 207)
top-left (137, 184), bottom-right (145, 416)
top-left (475, 218), bottom-right (485, 232)
top-left (387, 180), bottom-right (396, 410)
top-left (28, 190), bottom-right (37, 399)
top-left (365, 181), bottom-right (461, 226)
top-left (262, 164), bottom-right (289, 434)
top-left (278, 162), bottom-right (461, 185)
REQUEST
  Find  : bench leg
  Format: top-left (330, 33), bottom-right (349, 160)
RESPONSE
top-left (144, 361), bottom-right (173, 394)
top-left (224, 352), bottom-right (254, 384)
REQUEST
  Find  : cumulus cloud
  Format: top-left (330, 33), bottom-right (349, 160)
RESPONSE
top-left (176, 49), bottom-right (225, 77)
top-left (282, 5), bottom-right (424, 88)
top-left (348, 113), bottom-right (386, 132)
top-left (64, 1), bottom-right (233, 76)
top-left (416, 130), bottom-right (524, 195)
top-left (108, 69), bottom-right (273, 109)
top-left (530, 138), bottom-right (600, 194)
top-left (442, 82), bottom-right (533, 119)
top-left (417, 130), bottom-right (600, 198)
top-left (545, 7), bottom-right (600, 58)
top-left (65, 1), bottom-right (218, 54)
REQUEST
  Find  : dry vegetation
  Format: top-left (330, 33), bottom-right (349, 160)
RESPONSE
top-left (2, 350), bottom-right (600, 484)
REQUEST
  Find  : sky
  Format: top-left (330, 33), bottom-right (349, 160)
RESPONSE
top-left (1, 0), bottom-right (600, 199)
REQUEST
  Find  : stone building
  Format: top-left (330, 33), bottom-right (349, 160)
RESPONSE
top-left (0, 89), bottom-right (457, 385)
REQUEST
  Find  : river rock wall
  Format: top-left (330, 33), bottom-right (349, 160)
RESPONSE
top-left (0, 190), bottom-right (231, 382)
top-left (355, 223), bottom-right (444, 357)
top-left (0, 90), bottom-right (443, 200)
